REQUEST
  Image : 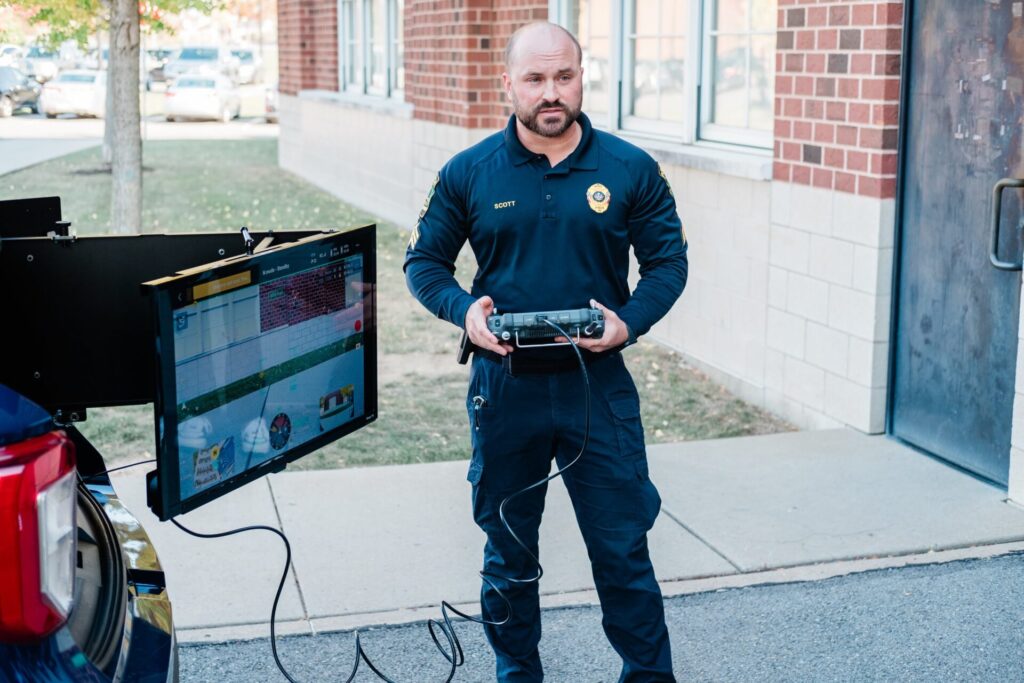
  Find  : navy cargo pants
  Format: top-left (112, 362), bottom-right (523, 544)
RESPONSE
top-left (466, 351), bottom-right (675, 682)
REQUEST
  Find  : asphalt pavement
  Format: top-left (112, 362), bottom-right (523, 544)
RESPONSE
top-left (178, 552), bottom-right (1024, 682)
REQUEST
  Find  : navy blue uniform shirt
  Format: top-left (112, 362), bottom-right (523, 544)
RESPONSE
top-left (404, 113), bottom-right (688, 344)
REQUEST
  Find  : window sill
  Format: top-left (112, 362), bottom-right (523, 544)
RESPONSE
top-left (297, 89), bottom-right (414, 119)
top-left (616, 131), bottom-right (773, 182)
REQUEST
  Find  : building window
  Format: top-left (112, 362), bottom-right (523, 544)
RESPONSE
top-left (560, 0), bottom-right (775, 149)
top-left (701, 0), bottom-right (776, 147)
top-left (338, 0), bottom-right (404, 99)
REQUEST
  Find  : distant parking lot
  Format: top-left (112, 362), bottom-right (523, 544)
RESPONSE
top-left (0, 84), bottom-right (276, 143)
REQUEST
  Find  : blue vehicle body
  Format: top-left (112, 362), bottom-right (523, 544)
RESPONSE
top-left (0, 385), bottom-right (178, 683)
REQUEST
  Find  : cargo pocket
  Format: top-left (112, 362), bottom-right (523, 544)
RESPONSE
top-left (608, 394), bottom-right (645, 458)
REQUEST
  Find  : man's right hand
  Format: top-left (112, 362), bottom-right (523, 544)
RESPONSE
top-left (465, 295), bottom-right (513, 356)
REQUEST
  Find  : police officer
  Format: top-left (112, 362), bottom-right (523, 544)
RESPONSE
top-left (405, 21), bottom-right (687, 683)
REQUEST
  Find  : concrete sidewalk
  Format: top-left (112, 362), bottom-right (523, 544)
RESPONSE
top-left (110, 428), bottom-right (1024, 644)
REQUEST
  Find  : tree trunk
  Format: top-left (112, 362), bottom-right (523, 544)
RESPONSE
top-left (102, 27), bottom-right (113, 165)
top-left (109, 0), bottom-right (142, 234)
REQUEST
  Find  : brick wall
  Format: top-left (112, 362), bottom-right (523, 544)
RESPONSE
top-left (405, 0), bottom-right (548, 129)
top-left (773, 0), bottom-right (903, 199)
top-left (278, 0), bottom-right (338, 96)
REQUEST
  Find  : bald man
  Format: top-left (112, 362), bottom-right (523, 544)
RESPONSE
top-left (405, 22), bottom-right (686, 682)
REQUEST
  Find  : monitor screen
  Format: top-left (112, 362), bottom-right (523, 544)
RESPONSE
top-left (143, 228), bottom-right (376, 519)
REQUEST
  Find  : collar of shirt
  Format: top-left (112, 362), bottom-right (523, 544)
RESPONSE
top-left (502, 111), bottom-right (599, 173)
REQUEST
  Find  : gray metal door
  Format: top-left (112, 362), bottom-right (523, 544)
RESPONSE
top-left (892, 1), bottom-right (1024, 485)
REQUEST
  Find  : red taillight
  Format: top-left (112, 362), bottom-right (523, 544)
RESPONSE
top-left (165, 91), bottom-right (175, 97)
top-left (0, 431), bottom-right (77, 642)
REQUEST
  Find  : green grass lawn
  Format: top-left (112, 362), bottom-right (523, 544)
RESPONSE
top-left (1, 140), bottom-right (791, 470)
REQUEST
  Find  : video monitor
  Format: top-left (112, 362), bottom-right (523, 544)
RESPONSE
top-left (143, 228), bottom-right (376, 519)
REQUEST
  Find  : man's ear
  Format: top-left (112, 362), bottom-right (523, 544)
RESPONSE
top-left (501, 71), bottom-right (512, 100)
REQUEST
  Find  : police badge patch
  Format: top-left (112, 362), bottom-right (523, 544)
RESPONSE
top-left (586, 183), bottom-right (611, 214)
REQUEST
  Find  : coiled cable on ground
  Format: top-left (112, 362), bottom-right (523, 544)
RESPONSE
top-left (172, 318), bottom-right (592, 682)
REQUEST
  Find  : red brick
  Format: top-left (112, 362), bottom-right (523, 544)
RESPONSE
top-left (825, 147), bottom-right (845, 168)
top-left (806, 54), bottom-right (826, 73)
top-left (794, 120), bottom-right (813, 140)
top-left (838, 78), bottom-right (860, 98)
top-left (785, 53), bottom-right (805, 72)
top-left (776, 75), bottom-right (794, 95)
top-left (849, 102), bottom-right (871, 124)
top-left (875, 53), bottom-right (902, 76)
top-left (835, 172), bottom-right (857, 194)
top-left (794, 76), bottom-right (814, 95)
top-left (805, 100), bottom-right (824, 119)
top-left (784, 97), bottom-right (803, 117)
top-left (828, 5), bottom-right (850, 26)
top-left (859, 175), bottom-right (896, 199)
top-left (807, 6), bottom-right (827, 26)
top-left (814, 122), bottom-right (835, 143)
top-left (826, 101), bottom-right (847, 121)
top-left (873, 103), bottom-right (900, 126)
top-left (870, 152), bottom-right (899, 175)
top-left (863, 27), bottom-right (902, 50)
top-left (852, 4), bottom-right (875, 25)
top-left (774, 161), bottom-right (792, 182)
top-left (877, 2), bottom-right (904, 26)
top-left (783, 141), bottom-right (802, 160)
top-left (792, 164), bottom-right (812, 185)
top-left (775, 119), bottom-right (793, 138)
top-left (818, 29), bottom-right (838, 50)
top-left (847, 150), bottom-right (869, 172)
top-left (837, 125), bottom-right (858, 146)
top-left (797, 30), bottom-right (816, 50)
top-left (813, 167), bottom-right (834, 189)
top-left (851, 53), bottom-right (873, 74)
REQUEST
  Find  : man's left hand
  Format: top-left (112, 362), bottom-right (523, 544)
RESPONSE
top-left (568, 299), bottom-right (629, 352)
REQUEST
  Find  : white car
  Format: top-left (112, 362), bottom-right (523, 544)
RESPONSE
top-left (163, 47), bottom-right (237, 83)
top-left (39, 70), bottom-right (106, 118)
top-left (164, 75), bottom-right (240, 122)
top-left (231, 49), bottom-right (261, 84)
top-left (22, 46), bottom-right (59, 82)
top-left (0, 45), bottom-right (25, 68)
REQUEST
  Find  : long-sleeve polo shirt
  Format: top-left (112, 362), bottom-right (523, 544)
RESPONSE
top-left (404, 112), bottom-right (688, 349)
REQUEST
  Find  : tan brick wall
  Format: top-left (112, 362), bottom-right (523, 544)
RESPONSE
top-left (772, 1), bottom-right (903, 199)
top-left (405, 0), bottom-right (548, 129)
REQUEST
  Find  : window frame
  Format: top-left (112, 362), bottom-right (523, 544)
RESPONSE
top-left (337, 0), bottom-right (404, 100)
top-left (552, 0), bottom-right (773, 151)
top-left (698, 0), bottom-right (775, 148)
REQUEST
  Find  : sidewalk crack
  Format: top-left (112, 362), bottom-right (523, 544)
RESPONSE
top-left (267, 477), bottom-right (312, 630)
top-left (660, 506), bottom-right (744, 573)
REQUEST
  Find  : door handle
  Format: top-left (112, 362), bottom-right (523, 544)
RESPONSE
top-left (990, 178), bottom-right (1024, 271)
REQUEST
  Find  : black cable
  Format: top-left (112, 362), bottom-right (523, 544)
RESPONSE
top-left (170, 517), bottom-right (301, 683)
top-left (167, 319), bottom-right (592, 683)
top-left (341, 318), bottom-right (591, 682)
top-left (78, 458), bottom-right (158, 483)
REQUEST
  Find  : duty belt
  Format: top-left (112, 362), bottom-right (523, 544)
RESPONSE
top-left (475, 348), bottom-right (594, 376)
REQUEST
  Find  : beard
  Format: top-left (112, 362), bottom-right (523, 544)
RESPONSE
top-left (514, 97), bottom-right (582, 138)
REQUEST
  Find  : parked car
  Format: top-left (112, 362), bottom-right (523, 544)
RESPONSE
top-left (165, 74), bottom-right (240, 122)
top-left (22, 46), bottom-right (59, 83)
top-left (0, 45), bottom-right (24, 68)
top-left (39, 70), bottom-right (106, 118)
top-left (145, 48), bottom-right (175, 89)
top-left (265, 82), bottom-right (278, 123)
top-left (230, 49), bottom-right (261, 84)
top-left (0, 66), bottom-right (40, 117)
top-left (0, 386), bottom-right (178, 682)
top-left (162, 46), bottom-right (237, 83)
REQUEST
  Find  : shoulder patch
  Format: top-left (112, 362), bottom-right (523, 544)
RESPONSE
top-left (409, 174), bottom-right (440, 250)
top-left (658, 163), bottom-right (674, 197)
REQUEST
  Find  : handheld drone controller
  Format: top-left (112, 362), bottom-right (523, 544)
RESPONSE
top-left (487, 308), bottom-right (605, 348)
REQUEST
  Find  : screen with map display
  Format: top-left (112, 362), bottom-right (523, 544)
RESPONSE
top-left (143, 228), bottom-right (376, 519)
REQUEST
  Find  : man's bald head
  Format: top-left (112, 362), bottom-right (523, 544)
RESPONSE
top-left (504, 22), bottom-right (583, 70)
